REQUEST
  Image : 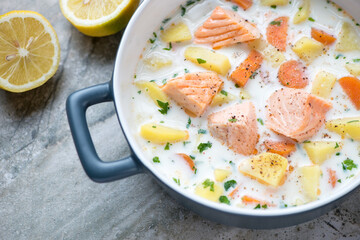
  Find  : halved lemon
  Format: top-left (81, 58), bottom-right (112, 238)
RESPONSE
top-left (0, 11), bottom-right (60, 93)
top-left (59, 0), bottom-right (140, 37)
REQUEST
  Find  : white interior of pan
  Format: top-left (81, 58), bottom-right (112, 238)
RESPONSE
top-left (113, 0), bottom-right (360, 217)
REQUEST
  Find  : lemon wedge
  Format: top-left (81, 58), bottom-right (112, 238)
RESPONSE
top-left (0, 11), bottom-right (60, 93)
top-left (59, 0), bottom-right (140, 37)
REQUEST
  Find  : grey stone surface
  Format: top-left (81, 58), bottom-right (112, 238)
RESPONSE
top-left (1, 1), bottom-right (360, 239)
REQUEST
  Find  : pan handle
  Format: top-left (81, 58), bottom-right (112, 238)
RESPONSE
top-left (66, 82), bottom-right (142, 183)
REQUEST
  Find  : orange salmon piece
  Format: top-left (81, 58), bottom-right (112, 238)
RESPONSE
top-left (266, 88), bottom-right (332, 142)
top-left (339, 76), bottom-right (360, 110)
top-left (208, 102), bottom-right (258, 155)
top-left (195, 6), bottom-right (260, 49)
top-left (162, 72), bottom-right (223, 117)
top-left (230, 0), bottom-right (253, 10)
top-left (278, 60), bottom-right (308, 88)
top-left (311, 28), bottom-right (336, 46)
top-left (264, 140), bottom-right (296, 157)
top-left (266, 16), bottom-right (289, 51)
top-left (230, 50), bottom-right (263, 87)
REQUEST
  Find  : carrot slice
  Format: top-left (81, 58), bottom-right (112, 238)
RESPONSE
top-left (339, 76), bottom-right (360, 110)
top-left (264, 140), bottom-right (296, 157)
top-left (266, 16), bottom-right (289, 51)
top-left (327, 168), bottom-right (337, 188)
top-left (230, 50), bottom-right (263, 87)
top-left (241, 195), bottom-right (275, 207)
top-left (311, 28), bottom-right (336, 46)
top-left (228, 185), bottom-right (240, 198)
top-left (230, 0), bottom-right (253, 10)
top-left (278, 60), bottom-right (308, 88)
top-left (177, 153), bottom-right (196, 172)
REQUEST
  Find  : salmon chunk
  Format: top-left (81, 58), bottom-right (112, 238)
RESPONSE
top-left (230, 0), bottom-right (253, 10)
top-left (162, 72), bottom-right (223, 117)
top-left (195, 6), bottom-right (260, 49)
top-left (208, 102), bottom-right (258, 155)
top-left (266, 88), bottom-right (332, 142)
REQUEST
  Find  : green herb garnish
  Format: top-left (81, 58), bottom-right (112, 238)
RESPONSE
top-left (224, 180), bottom-right (237, 191)
top-left (348, 120), bottom-right (360, 123)
top-left (203, 179), bottom-right (215, 191)
top-left (228, 118), bottom-right (237, 123)
top-left (157, 100), bottom-right (169, 114)
top-left (153, 156), bottom-right (160, 163)
top-left (163, 42), bottom-right (172, 51)
top-left (254, 204), bottom-right (261, 209)
top-left (342, 158), bottom-right (357, 171)
top-left (270, 20), bottom-right (282, 26)
top-left (303, 140), bottom-right (311, 143)
top-left (198, 129), bottom-right (207, 134)
top-left (186, 117), bottom-right (191, 128)
top-left (220, 90), bottom-right (228, 96)
top-left (197, 58), bottom-right (206, 64)
top-left (335, 142), bottom-right (339, 149)
top-left (219, 196), bottom-right (230, 205)
top-left (232, 5), bottom-right (238, 11)
top-left (162, 18), bottom-right (171, 24)
top-left (271, 5), bottom-right (277, 9)
top-left (257, 118), bottom-right (264, 125)
top-left (250, 71), bottom-right (258, 79)
top-left (173, 178), bottom-right (180, 185)
top-left (354, 59), bottom-right (360, 62)
top-left (198, 141), bottom-right (212, 153)
top-left (164, 142), bottom-right (171, 150)
top-left (308, 17), bottom-right (315, 22)
top-left (337, 179), bottom-right (342, 183)
top-left (180, 5), bottom-right (186, 16)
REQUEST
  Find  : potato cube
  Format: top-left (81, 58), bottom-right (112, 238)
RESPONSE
top-left (143, 53), bottom-right (172, 70)
top-left (248, 38), bottom-right (267, 51)
top-left (346, 63), bottom-right (360, 77)
top-left (135, 81), bottom-right (169, 107)
top-left (311, 71), bottom-right (337, 99)
top-left (260, 0), bottom-right (288, 6)
top-left (195, 180), bottom-right (223, 202)
top-left (140, 123), bottom-right (189, 144)
top-left (303, 141), bottom-right (343, 165)
top-left (239, 88), bottom-right (251, 100)
top-left (161, 22), bottom-right (192, 43)
top-left (293, 0), bottom-right (310, 24)
top-left (300, 165), bottom-right (321, 201)
top-left (214, 169), bottom-right (232, 182)
top-left (336, 22), bottom-right (360, 52)
top-left (238, 153), bottom-right (288, 187)
top-left (211, 91), bottom-right (236, 106)
top-left (326, 117), bottom-right (360, 140)
top-left (184, 47), bottom-right (231, 75)
top-left (292, 37), bottom-right (324, 64)
top-left (263, 46), bottom-right (286, 67)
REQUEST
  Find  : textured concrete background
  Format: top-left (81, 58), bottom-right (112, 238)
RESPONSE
top-left (1, 0), bottom-right (360, 239)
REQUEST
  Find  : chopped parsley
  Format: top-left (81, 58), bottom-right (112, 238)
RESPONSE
top-left (202, 179), bottom-right (215, 191)
top-left (299, 7), bottom-right (303, 11)
top-left (219, 196), bottom-right (230, 205)
top-left (198, 141), bottom-right (212, 153)
top-left (173, 178), bottom-right (180, 185)
top-left (173, 73), bottom-right (178, 78)
top-left (308, 17), bottom-right (315, 22)
top-left (224, 180), bottom-right (237, 191)
top-left (347, 120), bottom-right (360, 123)
top-left (232, 5), bottom-right (238, 11)
top-left (163, 42), bottom-right (172, 51)
top-left (137, 90), bottom-right (141, 94)
top-left (197, 58), bottom-right (207, 64)
top-left (157, 100), bottom-right (169, 114)
top-left (164, 142), bottom-right (171, 150)
top-left (198, 129), bottom-right (207, 134)
top-left (189, 155), bottom-right (195, 160)
top-left (250, 71), bottom-right (258, 79)
top-left (149, 79), bottom-right (156, 82)
top-left (337, 179), bottom-right (342, 183)
top-left (235, 83), bottom-right (240, 88)
top-left (183, 141), bottom-right (191, 146)
top-left (162, 18), bottom-right (171, 24)
top-left (162, 78), bottom-right (167, 84)
top-left (180, 5), bottom-right (186, 16)
top-left (152, 125), bottom-right (157, 128)
top-left (338, 8), bottom-right (342, 11)
top-left (354, 59), bottom-right (360, 62)
top-left (336, 152), bottom-right (341, 156)
top-left (270, 5), bottom-right (277, 9)
top-left (149, 32), bottom-right (157, 43)
top-left (186, 0), bottom-right (196, 6)
top-left (335, 54), bottom-right (343, 59)
top-left (262, 204), bottom-right (268, 209)
top-left (228, 118), bottom-right (237, 123)
top-left (335, 142), bottom-right (340, 149)
top-left (257, 118), bottom-right (264, 125)
top-left (270, 20), bottom-right (282, 26)
top-left (186, 117), bottom-right (191, 128)
top-left (254, 204), bottom-right (268, 209)
top-left (184, 68), bottom-right (190, 73)
top-left (153, 156), bottom-right (160, 163)
top-left (303, 140), bottom-right (311, 143)
top-left (254, 204), bottom-right (261, 209)
top-left (342, 158), bottom-right (357, 171)
top-left (220, 90), bottom-right (228, 96)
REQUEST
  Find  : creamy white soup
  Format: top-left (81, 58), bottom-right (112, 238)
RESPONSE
top-left (130, 0), bottom-right (360, 209)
